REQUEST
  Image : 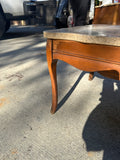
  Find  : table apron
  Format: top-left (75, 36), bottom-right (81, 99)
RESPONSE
top-left (52, 39), bottom-right (120, 80)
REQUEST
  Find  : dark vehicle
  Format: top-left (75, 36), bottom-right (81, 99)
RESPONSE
top-left (0, 0), bottom-right (49, 37)
top-left (55, 0), bottom-right (69, 28)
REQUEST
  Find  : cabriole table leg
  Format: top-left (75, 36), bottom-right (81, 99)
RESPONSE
top-left (46, 40), bottom-right (58, 114)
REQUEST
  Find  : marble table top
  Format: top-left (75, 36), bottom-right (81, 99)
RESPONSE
top-left (44, 25), bottom-right (120, 46)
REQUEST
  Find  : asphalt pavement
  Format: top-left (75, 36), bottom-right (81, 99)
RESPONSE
top-left (0, 25), bottom-right (120, 160)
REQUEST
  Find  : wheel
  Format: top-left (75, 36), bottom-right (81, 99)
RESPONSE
top-left (0, 9), bottom-right (6, 37)
top-left (5, 20), bottom-right (10, 32)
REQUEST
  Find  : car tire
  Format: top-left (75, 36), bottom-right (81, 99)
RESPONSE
top-left (0, 9), bottom-right (6, 37)
top-left (5, 20), bottom-right (10, 32)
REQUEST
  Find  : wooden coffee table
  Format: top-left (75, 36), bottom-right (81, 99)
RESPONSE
top-left (44, 25), bottom-right (120, 114)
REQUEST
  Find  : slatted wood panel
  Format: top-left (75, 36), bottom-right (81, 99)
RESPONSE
top-left (93, 3), bottom-right (120, 25)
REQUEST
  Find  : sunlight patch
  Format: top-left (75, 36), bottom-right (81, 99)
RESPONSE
top-left (30, 42), bottom-right (46, 49)
top-left (114, 82), bottom-right (118, 91)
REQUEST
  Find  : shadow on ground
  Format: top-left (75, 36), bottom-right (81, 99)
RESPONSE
top-left (56, 71), bottom-right (86, 112)
top-left (83, 73), bottom-right (120, 160)
top-left (0, 26), bottom-right (54, 40)
top-left (58, 70), bottom-right (120, 159)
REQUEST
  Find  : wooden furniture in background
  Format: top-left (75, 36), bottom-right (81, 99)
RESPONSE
top-left (93, 3), bottom-right (120, 25)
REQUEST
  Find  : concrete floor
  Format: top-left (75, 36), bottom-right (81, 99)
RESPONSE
top-left (0, 26), bottom-right (120, 160)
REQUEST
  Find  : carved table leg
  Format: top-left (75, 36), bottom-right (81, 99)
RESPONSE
top-left (46, 40), bottom-right (58, 114)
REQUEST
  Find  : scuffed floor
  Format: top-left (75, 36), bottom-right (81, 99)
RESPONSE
top-left (0, 26), bottom-right (120, 160)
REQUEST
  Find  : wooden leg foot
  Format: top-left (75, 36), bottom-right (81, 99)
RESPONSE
top-left (50, 107), bottom-right (56, 114)
top-left (89, 72), bottom-right (94, 81)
